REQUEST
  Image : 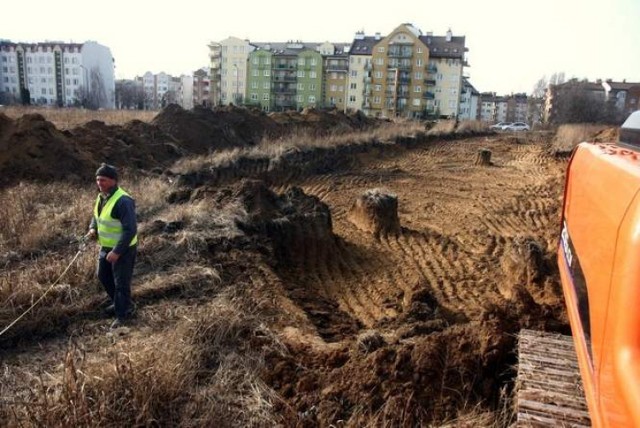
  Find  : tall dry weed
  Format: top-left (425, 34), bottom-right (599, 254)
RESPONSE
top-left (1, 106), bottom-right (157, 129)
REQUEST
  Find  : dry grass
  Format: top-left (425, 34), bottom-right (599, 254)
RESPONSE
top-left (0, 106), bottom-right (158, 130)
top-left (172, 119), bottom-right (426, 175)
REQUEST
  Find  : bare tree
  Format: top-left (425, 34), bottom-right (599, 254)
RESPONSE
top-left (531, 76), bottom-right (548, 98)
top-left (551, 82), bottom-right (622, 124)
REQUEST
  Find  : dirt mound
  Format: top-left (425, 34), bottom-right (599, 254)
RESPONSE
top-left (66, 118), bottom-right (181, 170)
top-left (152, 104), bottom-right (283, 153)
top-left (268, 108), bottom-right (377, 135)
top-left (0, 113), bottom-right (95, 184)
top-left (234, 180), bottom-right (335, 267)
top-left (265, 320), bottom-right (512, 425)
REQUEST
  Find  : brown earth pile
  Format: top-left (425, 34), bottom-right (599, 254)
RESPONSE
top-left (0, 106), bottom-right (381, 188)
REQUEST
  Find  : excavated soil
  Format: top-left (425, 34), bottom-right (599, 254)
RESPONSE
top-left (0, 109), bottom-right (573, 426)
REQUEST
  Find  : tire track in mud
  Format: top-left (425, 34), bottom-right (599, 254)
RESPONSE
top-left (269, 134), bottom-right (564, 341)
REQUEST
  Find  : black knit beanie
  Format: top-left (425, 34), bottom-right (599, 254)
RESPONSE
top-left (95, 163), bottom-right (118, 180)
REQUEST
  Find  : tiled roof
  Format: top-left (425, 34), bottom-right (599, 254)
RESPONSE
top-left (419, 35), bottom-right (467, 59)
top-left (252, 42), bottom-right (350, 56)
top-left (349, 36), bottom-right (379, 55)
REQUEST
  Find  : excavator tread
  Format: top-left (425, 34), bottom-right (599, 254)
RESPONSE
top-left (516, 329), bottom-right (591, 427)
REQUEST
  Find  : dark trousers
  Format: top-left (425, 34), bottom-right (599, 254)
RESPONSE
top-left (97, 246), bottom-right (137, 319)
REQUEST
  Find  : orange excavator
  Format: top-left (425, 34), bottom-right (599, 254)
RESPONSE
top-left (516, 112), bottom-right (640, 427)
top-left (556, 110), bottom-right (640, 427)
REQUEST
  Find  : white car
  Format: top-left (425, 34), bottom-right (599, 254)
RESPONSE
top-left (490, 122), bottom-right (512, 130)
top-left (504, 122), bottom-right (530, 131)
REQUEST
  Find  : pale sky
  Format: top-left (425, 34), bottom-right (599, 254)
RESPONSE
top-left (4, 0), bottom-right (639, 95)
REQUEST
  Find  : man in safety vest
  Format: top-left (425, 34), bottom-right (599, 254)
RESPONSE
top-left (86, 163), bottom-right (138, 329)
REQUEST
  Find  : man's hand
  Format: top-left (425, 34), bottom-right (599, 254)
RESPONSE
top-left (85, 229), bottom-right (97, 240)
top-left (106, 251), bottom-right (121, 263)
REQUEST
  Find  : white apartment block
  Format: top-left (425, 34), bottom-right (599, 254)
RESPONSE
top-left (0, 40), bottom-right (115, 108)
top-left (459, 77), bottom-right (479, 120)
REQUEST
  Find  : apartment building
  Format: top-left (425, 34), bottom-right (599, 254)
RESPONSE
top-left (348, 33), bottom-right (376, 115)
top-left (0, 40), bottom-right (115, 108)
top-left (209, 24), bottom-right (468, 118)
top-left (459, 77), bottom-right (480, 120)
top-left (209, 37), bottom-right (254, 106)
top-left (321, 42), bottom-right (349, 111)
top-left (506, 93), bottom-right (528, 123)
top-left (367, 24), bottom-right (431, 118)
top-left (602, 80), bottom-right (640, 117)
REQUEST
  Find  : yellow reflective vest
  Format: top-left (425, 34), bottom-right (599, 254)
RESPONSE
top-left (94, 188), bottom-right (138, 249)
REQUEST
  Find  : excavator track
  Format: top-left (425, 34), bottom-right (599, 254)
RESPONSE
top-left (516, 329), bottom-right (591, 427)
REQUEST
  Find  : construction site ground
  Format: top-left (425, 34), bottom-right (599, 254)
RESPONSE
top-left (0, 107), bottom-right (586, 426)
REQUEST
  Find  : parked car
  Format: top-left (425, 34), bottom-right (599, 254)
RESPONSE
top-left (490, 122), bottom-right (512, 130)
top-left (504, 122), bottom-right (530, 131)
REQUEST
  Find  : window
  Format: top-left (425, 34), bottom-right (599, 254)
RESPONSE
top-left (309, 71), bottom-right (316, 78)
top-left (376, 58), bottom-right (384, 65)
top-left (351, 70), bottom-right (357, 77)
top-left (378, 47), bottom-right (385, 53)
top-left (414, 86), bottom-right (422, 93)
top-left (251, 93), bottom-right (258, 100)
top-left (414, 71), bottom-right (422, 79)
top-left (263, 70), bottom-right (270, 76)
top-left (252, 57), bottom-right (258, 65)
top-left (298, 58), bottom-right (305, 66)
top-left (309, 84), bottom-right (316, 90)
top-left (349, 95), bottom-right (356, 102)
top-left (252, 69), bottom-right (258, 76)
top-left (296, 94), bottom-right (303, 102)
top-left (308, 95), bottom-right (316, 103)
top-left (297, 83), bottom-right (304, 90)
top-left (41, 88), bottom-right (47, 95)
top-left (252, 81), bottom-right (258, 89)
top-left (417, 47), bottom-right (423, 53)
top-left (262, 93), bottom-right (270, 100)
top-left (373, 96), bottom-right (381, 104)
top-left (350, 83), bottom-right (356, 89)
top-left (412, 98), bottom-right (421, 106)
top-left (374, 71), bottom-right (382, 78)
top-left (416, 59), bottom-right (423, 66)
top-left (374, 84), bottom-right (381, 92)
top-left (310, 58), bottom-right (316, 66)
top-left (263, 82), bottom-right (270, 89)
top-left (297, 70), bottom-right (305, 77)
top-left (330, 84), bottom-right (337, 91)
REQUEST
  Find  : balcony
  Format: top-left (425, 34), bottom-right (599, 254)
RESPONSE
top-left (387, 50), bottom-right (413, 58)
top-left (274, 86), bottom-right (296, 94)
top-left (388, 63), bottom-right (411, 70)
top-left (274, 75), bottom-right (296, 82)
top-left (422, 91), bottom-right (435, 99)
top-left (426, 65), bottom-right (437, 73)
top-left (326, 64), bottom-right (348, 72)
top-left (424, 78), bottom-right (436, 85)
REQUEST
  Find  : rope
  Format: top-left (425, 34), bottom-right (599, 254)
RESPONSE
top-left (0, 242), bottom-right (87, 337)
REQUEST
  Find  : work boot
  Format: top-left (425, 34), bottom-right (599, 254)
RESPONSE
top-left (110, 318), bottom-right (129, 329)
top-left (103, 304), bottom-right (115, 316)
